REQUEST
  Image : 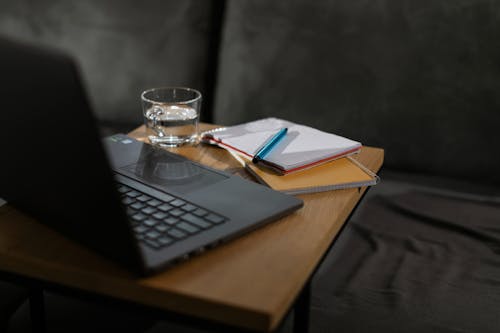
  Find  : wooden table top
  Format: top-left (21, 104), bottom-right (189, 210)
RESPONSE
top-left (0, 124), bottom-right (384, 332)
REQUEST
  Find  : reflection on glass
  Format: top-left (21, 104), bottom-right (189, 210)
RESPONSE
top-left (119, 144), bottom-right (227, 195)
top-left (132, 146), bottom-right (202, 185)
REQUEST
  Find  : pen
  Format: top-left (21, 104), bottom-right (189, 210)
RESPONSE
top-left (252, 128), bottom-right (288, 164)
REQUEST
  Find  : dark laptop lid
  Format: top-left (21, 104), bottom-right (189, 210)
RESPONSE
top-left (0, 37), bottom-right (143, 272)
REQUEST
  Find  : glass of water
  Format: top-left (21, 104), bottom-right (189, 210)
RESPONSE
top-left (141, 87), bottom-right (202, 147)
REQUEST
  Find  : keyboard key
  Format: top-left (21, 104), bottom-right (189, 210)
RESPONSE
top-left (168, 228), bottom-right (187, 239)
top-left (181, 204), bottom-right (197, 212)
top-left (205, 213), bottom-right (225, 224)
top-left (155, 224), bottom-right (169, 233)
top-left (182, 213), bottom-right (211, 229)
top-left (176, 222), bottom-right (200, 234)
top-left (144, 238), bottom-right (160, 249)
top-left (152, 212), bottom-right (167, 220)
top-left (157, 203), bottom-right (173, 212)
top-left (159, 193), bottom-right (175, 202)
top-left (126, 190), bottom-right (141, 198)
top-left (170, 209), bottom-right (185, 217)
top-left (117, 186), bottom-right (129, 193)
top-left (146, 230), bottom-right (161, 239)
top-left (164, 216), bottom-right (179, 225)
top-left (143, 219), bottom-right (157, 227)
top-left (134, 225), bottom-right (148, 234)
top-left (158, 236), bottom-right (173, 246)
top-left (193, 208), bottom-right (208, 217)
top-left (121, 197), bottom-right (135, 205)
top-left (147, 199), bottom-right (162, 207)
top-left (131, 213), bottom-right (147, 221)
top-left (130, 202), bottom-right (145, 210)
top-left (126, 207), bottom-right (137, 216)
top-left (141, 206), bottom-right (157, 215)
top-left (170, 199), bottom-right (186, 207)
top-left (136, 195), bottom-right (151, 202)
top-left (114, 182), bottom-right (216, 248)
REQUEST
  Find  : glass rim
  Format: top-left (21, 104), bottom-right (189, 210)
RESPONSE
top-left (141, 86), bottom-right (202, 105)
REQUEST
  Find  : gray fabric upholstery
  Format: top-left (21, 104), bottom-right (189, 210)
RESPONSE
top-left (312, 181), bottom-right (500, 333)
top-left (0, 0), bottom-right (213, 124)
top-left (215, 0), bottom-right (500, 184)
top-left (350, 169), bottom-right (500, 221)
top-left (312, 171), bottom-right (500, 333)
top-left (2, 0), bottom-right (498, 181)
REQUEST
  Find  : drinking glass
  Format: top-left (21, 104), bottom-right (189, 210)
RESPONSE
top-left (141, 87), bottom-right (202, 147)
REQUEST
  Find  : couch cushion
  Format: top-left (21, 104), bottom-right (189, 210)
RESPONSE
top-left (215, 0), bottom-right (500, 184)
top-left (312, 174), bottom-right (500, 332)
top-left (0, 0), bottom-right (214, 124)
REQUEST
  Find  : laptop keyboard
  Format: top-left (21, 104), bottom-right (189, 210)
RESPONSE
top-left (117, 184), bottom-right (226, 250)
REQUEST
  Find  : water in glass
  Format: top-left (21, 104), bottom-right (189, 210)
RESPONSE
top-left (145, 104), bottom-right (198, 146)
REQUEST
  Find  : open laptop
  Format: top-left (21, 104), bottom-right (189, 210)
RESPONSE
top-left (0, 37), bottom-right (303, 275)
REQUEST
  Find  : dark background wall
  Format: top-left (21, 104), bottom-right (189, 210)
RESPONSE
top-left (1, 0), bottom-right (499, 184)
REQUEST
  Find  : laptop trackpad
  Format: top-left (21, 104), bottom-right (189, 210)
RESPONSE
top-left (118, 149), bottom-right (227, 195)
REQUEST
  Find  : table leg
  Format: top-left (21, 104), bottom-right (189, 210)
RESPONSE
top-left (29, 288), bottom-right (46, 333)
top-left (293, 282), bottom-right (311, 333)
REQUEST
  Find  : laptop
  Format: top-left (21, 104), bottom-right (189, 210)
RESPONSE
top-left (0, 37), bottom-right (303, 275)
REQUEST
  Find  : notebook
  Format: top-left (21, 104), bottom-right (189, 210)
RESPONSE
top-left (245, 156), bottom-right (379, 195)
top-left (202, 118), bottom-right (362, 175)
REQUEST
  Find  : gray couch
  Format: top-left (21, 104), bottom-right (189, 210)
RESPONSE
top-left (2, 0), bottom-right (500, 332)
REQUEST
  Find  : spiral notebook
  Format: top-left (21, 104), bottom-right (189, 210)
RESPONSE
top-left (245, 156), bottom-right (379, 195)
top-left (202, 118), bottom-right (362, 175)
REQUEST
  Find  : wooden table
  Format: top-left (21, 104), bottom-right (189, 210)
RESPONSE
top-left (0, 124), bottom-right (384, 332)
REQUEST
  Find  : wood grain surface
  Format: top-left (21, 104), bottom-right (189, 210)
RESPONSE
top-left (0, 124), bottom-right (384, 331)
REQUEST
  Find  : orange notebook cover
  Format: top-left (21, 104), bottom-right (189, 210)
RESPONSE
top-left (245, 156), bottom-right (379, 195)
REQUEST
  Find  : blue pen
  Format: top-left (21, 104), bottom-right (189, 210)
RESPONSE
top-left (252, 128), bottom-right (288, 164)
